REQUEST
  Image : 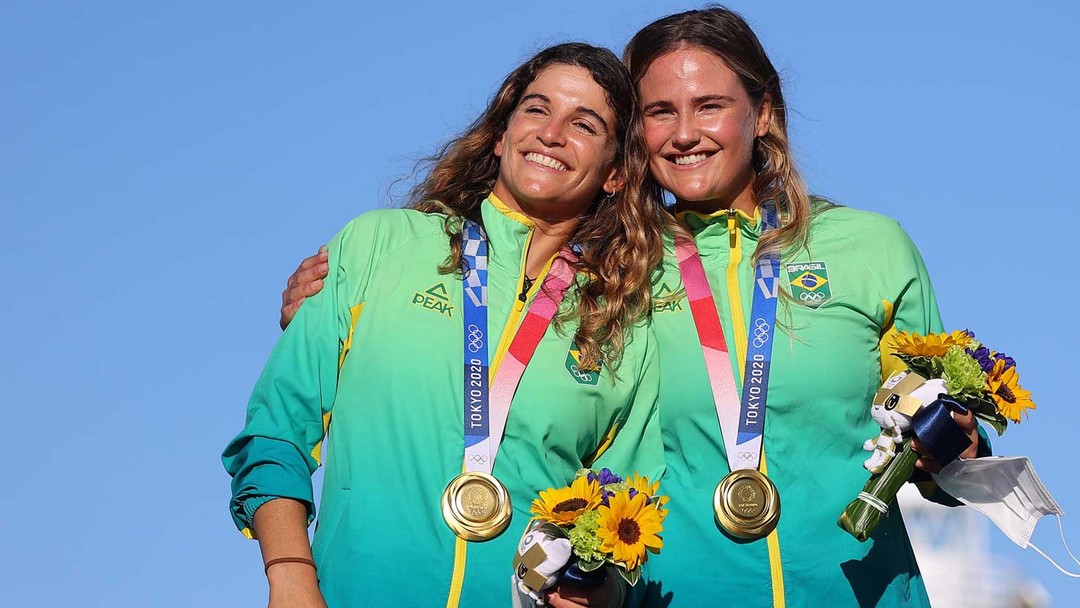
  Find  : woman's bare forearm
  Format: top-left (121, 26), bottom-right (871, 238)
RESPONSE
top-left (253, 498), bottom-right (327, 608)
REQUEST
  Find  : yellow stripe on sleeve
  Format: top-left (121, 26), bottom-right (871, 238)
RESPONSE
top-left (878, 300), bottom-right (905, 383)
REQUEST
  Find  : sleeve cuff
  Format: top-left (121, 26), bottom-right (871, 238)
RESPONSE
top-left (226, 437), bottom-right (317, 534)
top-left (240, 495), bottom-right (279, 530)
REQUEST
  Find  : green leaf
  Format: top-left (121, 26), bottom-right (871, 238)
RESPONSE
top-left (617, 566), bottom-right (642, 587)
top-left (538, 523), bottom-right (568, 539)
top-left (903, 356), bottom-right (942, 380)
top-left (976, 412), bottom-right (1008, 436)
top-left (961, 397), bottom-right (1008, 436)
top-left (576, 559), bottom-right (604, 572)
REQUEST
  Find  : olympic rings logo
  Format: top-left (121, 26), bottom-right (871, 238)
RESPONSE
top-left (467, 324), bottom-right (485, 353)
top-left (752, 318), bottom-right (771, 348)
top-left (800, 291), bottom-right (826, 303)
top-left (569, 364), bottom-right (593, 382)
top-left (466, 454), bottom-right (489, 464)
top-left (737, 451), bottom-right (756, 461)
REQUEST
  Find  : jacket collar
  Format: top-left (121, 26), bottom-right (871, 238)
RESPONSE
top-left (479, 193), bottom-right (534, 272)
top-left (675, 205), bottom-right (761, 243)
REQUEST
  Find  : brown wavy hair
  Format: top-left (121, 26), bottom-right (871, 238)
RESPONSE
top-left (407, 42), bottom-right (667, 372)
top-left (624, 6), bottom-right (812, 261)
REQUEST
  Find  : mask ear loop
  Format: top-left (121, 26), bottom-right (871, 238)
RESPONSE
top-left (1028, 516), bottom-right (1080, 578)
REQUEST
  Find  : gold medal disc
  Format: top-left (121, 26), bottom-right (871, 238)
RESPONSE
top-left (713, 469), bottom-right (780, 540)
top-left (441, 471), bottom-right (512, 542)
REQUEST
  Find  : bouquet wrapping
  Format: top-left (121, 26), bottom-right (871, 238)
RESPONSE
top-left (838, 331), bottom-right (1034, 541)
top-left (511, 468), bottom-right (667, 605)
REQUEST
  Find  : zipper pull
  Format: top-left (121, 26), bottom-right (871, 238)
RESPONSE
top-left (727, 208), bottom-right (737, 250)
top-left (516, 276), bottom-right (534, 311)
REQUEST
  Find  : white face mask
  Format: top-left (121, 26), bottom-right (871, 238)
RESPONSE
top-left (935, 456), bottom-right (1080, 577)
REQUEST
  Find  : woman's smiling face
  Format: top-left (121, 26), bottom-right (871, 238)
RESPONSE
top-left (638, 46), bottom-right (770, 213)
top-left (492, 64), bottom-right (621, 221)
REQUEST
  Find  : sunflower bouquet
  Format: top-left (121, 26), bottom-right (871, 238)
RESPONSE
top-left (512, 468), bottom-right (666, 603)
top-left (838, 330), bottom-right (1036, 541)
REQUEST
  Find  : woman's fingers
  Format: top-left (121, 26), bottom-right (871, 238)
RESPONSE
top-left (279, 247), bottom-right (329, 330)
top-left (911, 409), bottom-right (980, 474)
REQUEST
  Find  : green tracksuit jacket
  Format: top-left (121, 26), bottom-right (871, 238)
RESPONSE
top-left (642, 202), bottom-right (944, 608)
top-left (223, 196), bottom-right (663, 608)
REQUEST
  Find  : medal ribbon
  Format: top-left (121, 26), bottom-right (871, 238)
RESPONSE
top-left (675, 203), bottom-right (781, 473)
top-left (461, 219), bottom-right (578, 474)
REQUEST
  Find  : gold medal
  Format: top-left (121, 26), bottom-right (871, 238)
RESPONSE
top-left (441, 471), bottom-right (512, 541)
top-left (713, 469), bottom-right (780, 540)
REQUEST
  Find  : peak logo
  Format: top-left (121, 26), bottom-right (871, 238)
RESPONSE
top-left (652, 283), bottom-right (685, 314)
top-left (412, 283), bottom-right (455, 317)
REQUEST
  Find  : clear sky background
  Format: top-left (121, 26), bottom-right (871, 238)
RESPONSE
top-left (3, 1), bottom-right (1078, 605)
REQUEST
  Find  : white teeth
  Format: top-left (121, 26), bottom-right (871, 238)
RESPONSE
top-left (674, 153), bottom-right (709, 166)
top-left (524, 152), bottom-right (568, 171)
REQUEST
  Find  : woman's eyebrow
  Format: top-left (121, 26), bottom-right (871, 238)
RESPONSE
top-left (643, 94), bottom-right (737, 113)
top-left (521, 93), bottom-right (551, 105)
top-left (521, 93), bottom-right (609, 131)
top-left (575, 106), bottom-right (609, 131)
top-left (692, 94), bottom-right (736, 105)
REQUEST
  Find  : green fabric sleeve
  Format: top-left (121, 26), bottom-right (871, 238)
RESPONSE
top-left (222, 217), bottom-right (376, 534)
top-left (872, 219), bottom-right (944, 337)
top-left (863, 218), bottom-right (996, 505)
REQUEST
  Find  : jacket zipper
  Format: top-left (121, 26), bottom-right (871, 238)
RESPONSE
top-left (446, 229), bottom-right (552, 608)
top-left (725, 208), bottom-right (786, 608)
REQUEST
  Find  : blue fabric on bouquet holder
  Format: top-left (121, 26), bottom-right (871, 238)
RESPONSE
top-left (558, 561), bottom-right (608, 588)
top-left (911, 395), bottom-right (972, 465)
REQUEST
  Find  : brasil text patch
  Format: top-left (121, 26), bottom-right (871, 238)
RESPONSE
top-left (785, 261), bottom-right (831, 308)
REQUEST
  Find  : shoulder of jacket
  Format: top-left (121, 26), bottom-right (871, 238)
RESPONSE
top-left (337, 208), bottom-right (446, 253)
top-left (810, 203), bottom-right (912, 249)
top-left (340, 208), bottom-right (443, 237)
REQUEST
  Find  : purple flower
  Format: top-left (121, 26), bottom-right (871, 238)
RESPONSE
top-left (587, 468), bottom-right (622, 486)
top-left (966, 345), bottom-right (996, 373)
top-left (994, 352), bottom-right (1016, 370)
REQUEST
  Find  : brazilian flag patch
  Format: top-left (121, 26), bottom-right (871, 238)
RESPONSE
top-left (565, 342), bottom-right (602, 385)
top-left (785, 261), bottom-right (832, 308)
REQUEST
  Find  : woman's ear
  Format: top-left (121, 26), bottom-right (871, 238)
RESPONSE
top-left (755, 93), bottom-right (773, 138)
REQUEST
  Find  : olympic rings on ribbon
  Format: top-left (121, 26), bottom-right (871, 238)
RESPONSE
top-left (467, 324), bottom-right (485, 353)
top-left (752, 317), bottom-right (771, 348)
top-left (466, 454), bottom-right (489, 464)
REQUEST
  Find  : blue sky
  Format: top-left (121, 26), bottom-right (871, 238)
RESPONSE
top-left (3, 1), bottom-right (1078, 605)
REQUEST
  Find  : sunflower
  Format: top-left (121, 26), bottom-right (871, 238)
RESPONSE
top-left (892, 330), bottom-right (973, 357)
top-left (626, 473), bottom-right (668, 509)
top-left (531, 476), bottom-right (603, 525)
top-left (986, 358), bottom-right (1035, 423)
top-left (596, 491), bottom-right (665, 571)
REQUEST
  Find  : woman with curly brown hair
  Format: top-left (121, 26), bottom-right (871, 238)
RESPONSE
top-left (224, 42), bottom-right (668, 608)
